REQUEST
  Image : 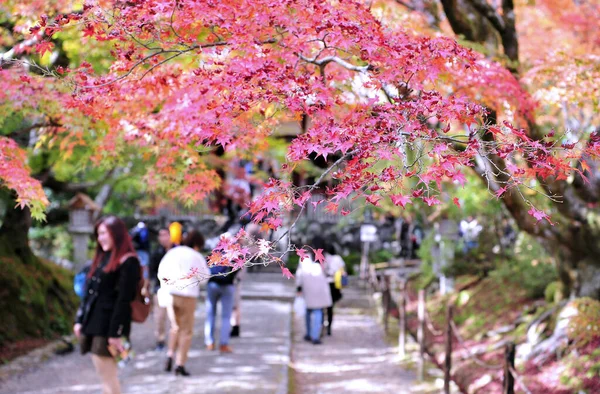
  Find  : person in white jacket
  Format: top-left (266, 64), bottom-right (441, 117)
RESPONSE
top-left (295, 244), bottom-right (332, 345)
top-left (158, 230), bottom-right (209, 377)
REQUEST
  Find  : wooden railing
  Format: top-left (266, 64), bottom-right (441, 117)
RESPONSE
top-left (365, 263), bottom-right (532, 394)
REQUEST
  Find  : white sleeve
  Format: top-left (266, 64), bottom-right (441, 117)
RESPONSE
top-left (195, 253), bottom-right (210, 285)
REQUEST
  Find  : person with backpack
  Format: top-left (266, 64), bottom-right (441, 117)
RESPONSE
top-left (130, 222), bottom-right (150, 279)
top-left (204, 261), bottom-right (238, 353)
top-left (73, 216), bottom-right (141, 394)
top-left (323, 242), bottom-right (346, 336)
top-left (158, 230), bottom-right (209, 376)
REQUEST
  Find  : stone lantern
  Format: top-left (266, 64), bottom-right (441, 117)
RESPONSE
top-left (68, 193), bottom-right (101, 270)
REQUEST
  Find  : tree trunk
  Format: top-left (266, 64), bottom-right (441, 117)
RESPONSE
top-left (0, 189), bottom-right (34, 264)
top-left (0, 189), bottom-right (78, 351)
top-left (434, 0), bottom-right (600, 299)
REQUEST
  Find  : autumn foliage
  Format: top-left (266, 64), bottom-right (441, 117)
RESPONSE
top-left (1, 0), bottom-right (599, 267)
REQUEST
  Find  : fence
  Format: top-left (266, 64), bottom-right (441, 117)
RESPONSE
top-left (366, 266), bottom-right (533, 394)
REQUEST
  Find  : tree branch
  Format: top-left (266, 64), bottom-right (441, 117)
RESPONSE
top-left (467, 0), bottom-right (506, 33)
top-left (296, 53), bottom-right (372, 73)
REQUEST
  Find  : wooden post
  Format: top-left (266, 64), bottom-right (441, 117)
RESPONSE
top-left (384, 274), bottom-right (391, 334)
top-left (503, 342), bottom-right (516, 394)
top-left (398, 280), bottom-right (406, 358)
top-left (417, 289), bottom-right (425, 381)
top-left (444, 305), bottom-right (453, 394)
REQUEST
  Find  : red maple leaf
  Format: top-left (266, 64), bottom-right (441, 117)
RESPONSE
top-left (35, 40), bottom-right (54, 56)
top-left (390, 193), bottom-right (412, 208)
top-left (366, 194), bottom-right (381, 206)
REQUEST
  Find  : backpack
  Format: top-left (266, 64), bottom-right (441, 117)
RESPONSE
top-left (120, 253), bottom-right (151, 323)
top-left (209, 265), bottom-right (236, 286)
top-left (334, 269), bottom-right (349, 290)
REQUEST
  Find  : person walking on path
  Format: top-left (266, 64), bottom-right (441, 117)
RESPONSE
top-left (130, 222), bottom-right (150, 279)
top-left (295, 241), bottom-right (332, 345)
top-left (323, 243), bottom-right (345, 336)
top-left (230, 266), bottom-right (245, 338)
top-left (205, 263), bottom-right (238, 353)
top-left (148, 227), bottom-right (174, 351)
top-left (158, 230), bottom-right (209, 377)
top-left (73, 216), bottom-right (141, 394)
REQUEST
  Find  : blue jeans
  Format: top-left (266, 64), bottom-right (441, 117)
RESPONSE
top-left (305, 308), bottom-right (323, 342)
top-left (136, 250), bottom-right (150, 280)
top-left (205, 282), bottom-right (235, 346)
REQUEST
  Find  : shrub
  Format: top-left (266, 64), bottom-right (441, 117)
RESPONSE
top-left (568, 297), bottom-right (600, 348)
top-left (545, 281), bottom-right (564, 304)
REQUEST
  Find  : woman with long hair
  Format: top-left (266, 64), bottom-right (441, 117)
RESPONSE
top-left (73, 216), bottom-right (141, 394)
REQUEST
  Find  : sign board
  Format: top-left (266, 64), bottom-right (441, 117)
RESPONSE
top-left (360, 224), bottom-right (378, 243)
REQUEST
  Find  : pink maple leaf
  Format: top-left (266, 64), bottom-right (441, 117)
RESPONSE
top-left (314, 248), bottom-right (325, 264)
top-left (281, 267), bottom-right (294, 280)
top-left (528, 207), bottom-right (554, 225)
top-left (390, 193), bottom-right (411, 208)
top-left (296, 248), bottom-right (308, 260)
top-left (453, 197), bottom-right (461, 207)
top-left (366, 194), bottom-right (381, 206)
top-left (423, 196), bottom-right (441, 206)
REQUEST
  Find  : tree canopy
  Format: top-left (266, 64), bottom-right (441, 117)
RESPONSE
top-left (1, 0), bottom-right (600, 293)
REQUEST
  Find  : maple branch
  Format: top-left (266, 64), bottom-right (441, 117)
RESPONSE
top-left (75, 39), bottom-right (277, 89)
top-left (296, 53), bottom-right (372, 73)
top-left (395, 0), bottom-right (417, 12)
top-left (275, 149), bottom-right (357, 247)
top-left (0, 36), bottom-right (39, 66)
top-left (9, 121), bottom-right (59, 138)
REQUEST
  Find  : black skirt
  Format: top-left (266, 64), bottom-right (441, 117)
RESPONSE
top-left (80, 335), bottom-right (111, 357)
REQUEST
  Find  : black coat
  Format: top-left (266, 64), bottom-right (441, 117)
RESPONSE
top-left (76, 256), bottom-right (140, 338)
top-left (149, 246), bottom-right (167, 293)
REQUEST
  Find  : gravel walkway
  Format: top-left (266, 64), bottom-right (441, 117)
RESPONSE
top-left (290, 286), bottom-right (418, 394)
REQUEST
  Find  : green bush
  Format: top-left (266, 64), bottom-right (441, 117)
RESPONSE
top-left (342, 251), bottom-right (360, 276)
top-left (567, 298), bottom-right (600, 347)
top-left (416, 232), bottom-right (437, 289)
top-left (287, 253), bottom-right (300, 273)
top-left (370, 249), bottom-right (394, 264)
top-left (490, 233), bottom-right (557, 299)
top-left (545, 281), bottom-right (564, 303)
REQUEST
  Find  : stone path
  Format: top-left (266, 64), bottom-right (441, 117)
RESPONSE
top-left (1, 273), bottom-right (450, 394)
top-left (0, 275), bottom-right (293, 394)
top-left (290, 284), bottom-right (419, 393)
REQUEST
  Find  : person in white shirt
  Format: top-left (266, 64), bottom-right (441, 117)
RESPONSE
top-left (295, 238), bottom-right (332, 345)
top-left (158, 231), bottom-right (209, 377)
top-left (323, 243), bottom-right (346, 336)
top-left (459, 216), bottom-right (483, 253)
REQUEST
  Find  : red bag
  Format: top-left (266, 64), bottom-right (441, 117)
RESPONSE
top-left (120, 253), bottom-right (151, 323)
